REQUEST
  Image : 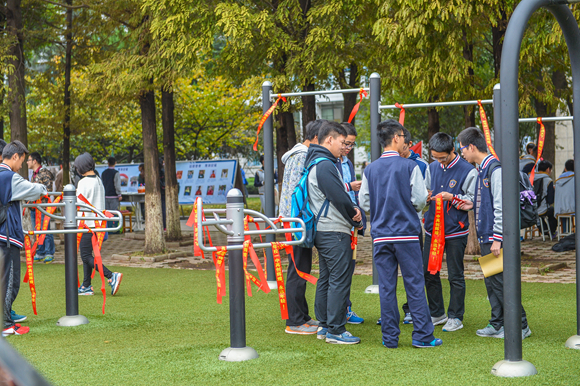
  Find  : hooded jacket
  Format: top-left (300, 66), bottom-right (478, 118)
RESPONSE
top-left (555, 171), bottom-right (575, 216)
top-left (519, 154), bottom-right (536, 172)
top-left (533, 172), bottom-right (554, 216)
top-left (305, 144), bottom-right (361, 234)
top-left (279, 143), bottom-right (308, 217)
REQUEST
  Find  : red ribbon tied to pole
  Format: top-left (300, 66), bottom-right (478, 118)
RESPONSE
top-left (254, 93), bottom-right (286, 151)
top-left (395, 103), bottom-right (405, 125)
top-left (347, 89), bottom-right (368, 123)
top-left (427, 196), bottom-right (445, 275)
top-left (529, 117), bottom-right (546, 185)
top-left (477, 100), bottom-right (499, 160)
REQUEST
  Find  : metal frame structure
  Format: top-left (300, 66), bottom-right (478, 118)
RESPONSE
top-left (22, 184), bottom-right (122, 327)
top-left (261, 82), bottom-right (372, 289)
top-left (196, 189), bottom-right (306, 362)
top-left (496, 0), bottom-right (580, 378)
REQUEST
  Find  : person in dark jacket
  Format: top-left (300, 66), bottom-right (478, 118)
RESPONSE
top-left (306, 121), bottom-right (363, 344)
top-left (360, 120), bottom-right (441, 348)
top-left (102, 157), bottom-right (122, 230)
top-left (457, 127), bottom-right (531, 340)
top-left (1, 141), bottom-right (47, 337)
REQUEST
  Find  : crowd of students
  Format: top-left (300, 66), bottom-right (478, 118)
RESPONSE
top-left (2, 143), bottom-right (122, 337)
top-left (280, 119), bottom-right (533, 347)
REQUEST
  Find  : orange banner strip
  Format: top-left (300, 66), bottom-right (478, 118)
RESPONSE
top-left (242, 239), bottom-right (270, 297)
top-left (23, 236), bottom-right (37, 315)
top-left (214, 246), bottom-right (227, 304)
top-left (529, 117), bottom-right (546, 185)
top-left (347, 89), bottom-right (368, 123)
top-left (395, 103), bottom-right (405, 125)
top-left (477, 100), bottom-right (498, 160)
top-left (271, 242), bottom-right (289, 319)
top-left (427, 196), bottom-right (445, 275)
top-left (188, 197), bottom-right (204, 258)
top-left (253, 94), bottom-right (287, 151)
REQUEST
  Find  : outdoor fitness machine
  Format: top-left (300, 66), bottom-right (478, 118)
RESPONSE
top-left (496, 0), bottom-right (580, 378)
top-left (194, 189), bottom-right (306, 362)
top-left (22, 184), bottom-right (122, 327)
top-left (260, 81), bottom-right (372, 289)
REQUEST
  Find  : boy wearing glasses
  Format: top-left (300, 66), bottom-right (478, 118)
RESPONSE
top-left (421, 132), bottom-right (476, 333)
top-left (336, 122), bottom-right (365, 324)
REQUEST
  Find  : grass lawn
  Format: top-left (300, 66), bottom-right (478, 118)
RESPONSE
top-left (7, 264), bottom-right (580, 385)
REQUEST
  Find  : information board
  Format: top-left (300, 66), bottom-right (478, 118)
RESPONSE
top-left (95, 159), bottom-right (237, 204)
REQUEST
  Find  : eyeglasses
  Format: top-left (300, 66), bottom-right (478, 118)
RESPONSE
top-left (344, 141), bottom-right (357, 149)
top-left (459, 144), bottom-right (469, 152)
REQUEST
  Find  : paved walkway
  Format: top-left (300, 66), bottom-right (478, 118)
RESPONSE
top-left (27, 220), bottom-right (578, 284)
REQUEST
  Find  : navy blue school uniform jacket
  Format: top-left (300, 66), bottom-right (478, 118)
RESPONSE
top-left (473, 155), bottom-right (503, 243)
top-left (359, 150), bottom-right (428, 244)
top-left (423, 153), bottom-right (477, 239)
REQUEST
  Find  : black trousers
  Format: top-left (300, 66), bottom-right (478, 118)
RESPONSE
top-left (314, 231), bottom-right (353, 335)
top-left (1, 244), bottom-right (21, 328)
top-left (79, 233), bottom-right (113, 287)
top-left (422, 235), bottom-right (468, 320)
top-left (285, 245), bottom-right (313, 327)
top-left (480, 243), bottom-right (529, 330)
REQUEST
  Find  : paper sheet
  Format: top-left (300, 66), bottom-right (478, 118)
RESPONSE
top-left (478, 249), bottom-right (503, 278)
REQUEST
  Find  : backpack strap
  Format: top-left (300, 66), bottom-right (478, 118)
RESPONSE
top-left (0, 168), bottom-right (11, 247)
top-left (486, 160), bottom-right (501, 189)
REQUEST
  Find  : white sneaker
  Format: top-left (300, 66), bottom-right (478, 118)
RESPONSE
top-left (442, 318), bottom-right (463, 332)
top-left (431, 314), bottom-right (448, 326)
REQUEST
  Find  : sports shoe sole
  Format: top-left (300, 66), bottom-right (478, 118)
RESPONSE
top-left (412, 343), bottom-right (442, 348)
top-left (432, 316), bottom-right (448, 326)
top-left (476, 331), bottom-right (504, 338)
top-left (326, 337), bottom-right (360, 344)
top-left (443, 324), bottom-right (464, 332)
top-left (346, 319), bottom-right (364, 325)
top-left (317, 334), bottom-right (327, 340)
top-left (78, 292), bottom-right (94, 296)
top-left (12, 316), bottom-right (27, 323)
top-left (285, 328), bottom-right (317, 335)
top-left (111, 273), bottom-right (123, 295)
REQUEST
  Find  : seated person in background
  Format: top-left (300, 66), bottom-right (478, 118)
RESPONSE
top-left (522, 162), bottom-right (535, 176)
top-left (533, 160), bottom-right (556, 234)
top-left (519, 142), bottom-right (536, 172)
top-left (554, 159), bottom-right (575, 232)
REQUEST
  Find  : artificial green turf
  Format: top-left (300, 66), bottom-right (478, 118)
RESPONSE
top-left (6, 263), bottom-right (580, 385)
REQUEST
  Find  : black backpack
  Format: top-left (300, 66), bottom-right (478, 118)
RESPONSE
top-left (552, 233), bottom-right (575, 252)
top-left (488, 161), bottom-right (538, 229)
top-left (0, 170), bottom-right (11, 245)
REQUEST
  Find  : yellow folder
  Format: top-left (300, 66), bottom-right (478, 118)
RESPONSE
top-left (478, 249), bottom-right (503, 278)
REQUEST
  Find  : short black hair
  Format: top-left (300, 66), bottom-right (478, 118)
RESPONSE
top-left (565, 159), bottom-right (574, 172)
top-left (457, 127), bottom-right (487, 153)
top-left (341, 122), bottom-right (357, 137)
top-left (318, 121), bottom-right (347, 144)
top-left (305, 119), bottom-right (325, 141)
top-left (526, 142), bottom-right (536, 154)
top-left (0, 140), bottom-right (7, 158)
top-left (538, 160), bottom-right (553, 172)
top-left (377, 119), bottom-right (404, 148)
top-left (29, 152), bottom-right (42, 164)
top-left (259, 155), bottom-right (265, 163)
top-left (402, 128), bottom-right (412, 145)
top-left (429, 132), bottom-right (454, 154)
top-left (108, 156), bottom-right (116, 166)
top-left (2, 140), bottom-right (29, 160)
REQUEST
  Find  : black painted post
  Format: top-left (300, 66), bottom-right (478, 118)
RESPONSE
top-left (261, 81), bottom-right (276, 287)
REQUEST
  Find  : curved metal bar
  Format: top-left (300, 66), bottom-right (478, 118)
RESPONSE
top-left (28, 206), bottom-right (65, 220)
top-left (211, 212), bottom-right (234, 235)
top-left (243, 209), bottom-right (278, 229)
top-left (23, 203), bottom-right (65, 208)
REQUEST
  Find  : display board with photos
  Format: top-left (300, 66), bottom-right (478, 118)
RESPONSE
top-left (95, 159), bottom-right (237, 204)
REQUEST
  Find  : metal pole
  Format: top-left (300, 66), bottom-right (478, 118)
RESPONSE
top-left (56, 184), bottom-right (89, 327)
top-left (219, 189), bottom-right (259, 362)
top-left (493, 84), bottom-right (502, 160)
top-left (380, 99), bottom-right (493, 110)
top-left (262, 81), bottom-right (276, 289)
top-left (273, 88), bottom-right (368, 98)
top-left (365, 72), bottom-right (380, 294)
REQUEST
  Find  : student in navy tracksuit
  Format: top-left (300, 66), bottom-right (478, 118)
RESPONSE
top-left (1, 141), bottom-right (47, 337)
top-left (360, 119), bottom-right (442, 348)
top-left (457, 127), bottom-right (531, 340)
top-left (421, 133), bottom-right (476, 332)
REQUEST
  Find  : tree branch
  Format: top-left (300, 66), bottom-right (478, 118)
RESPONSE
top-left (41, 0), bottom-right (89, 9)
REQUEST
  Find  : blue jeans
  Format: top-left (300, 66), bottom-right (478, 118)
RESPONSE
top-left (31, 210), bottom-right (55, 257)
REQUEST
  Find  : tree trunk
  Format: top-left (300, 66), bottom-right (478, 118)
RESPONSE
top-left (491, 8), bottom-right (508, 79)
top-left (62, 0), bottom-right (73, 185)
top-left (6, 0), bottom-right (27, 177)
top-left (276, 110), bottom-right (294, 193)
top-left (464, 106), bottom-right (475, 127)
top-left (462, 30), bottom-right (476, 128)
top-left (162, 89), bottom-right (181, 241)
top-left (465, 211), bottom-right (480, 255)
top-left (140, 88), bottom-right (166, 254)
top-left (341, 63), bottom-right (359, 124)
top-left (301, 83), bottom-right (316, 141)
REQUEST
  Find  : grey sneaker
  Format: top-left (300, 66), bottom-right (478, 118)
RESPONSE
top-left (403, 313), bottom-right (413, 324)
top-left (305, 319), bottom-right (320, 327)
top-left (442, 318), bottom-right (463, 332)
top-left (522, 326), bottom-right (532, 340)
top-left (285, 324), bottom-right (318, 335)
top-left (431, 314), bottom-right (448, 326)
top-left (476, 324), bottom-right (504, 338)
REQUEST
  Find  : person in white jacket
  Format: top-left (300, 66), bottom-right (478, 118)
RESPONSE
top-left (75, 153), bottom-right (123, 296)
